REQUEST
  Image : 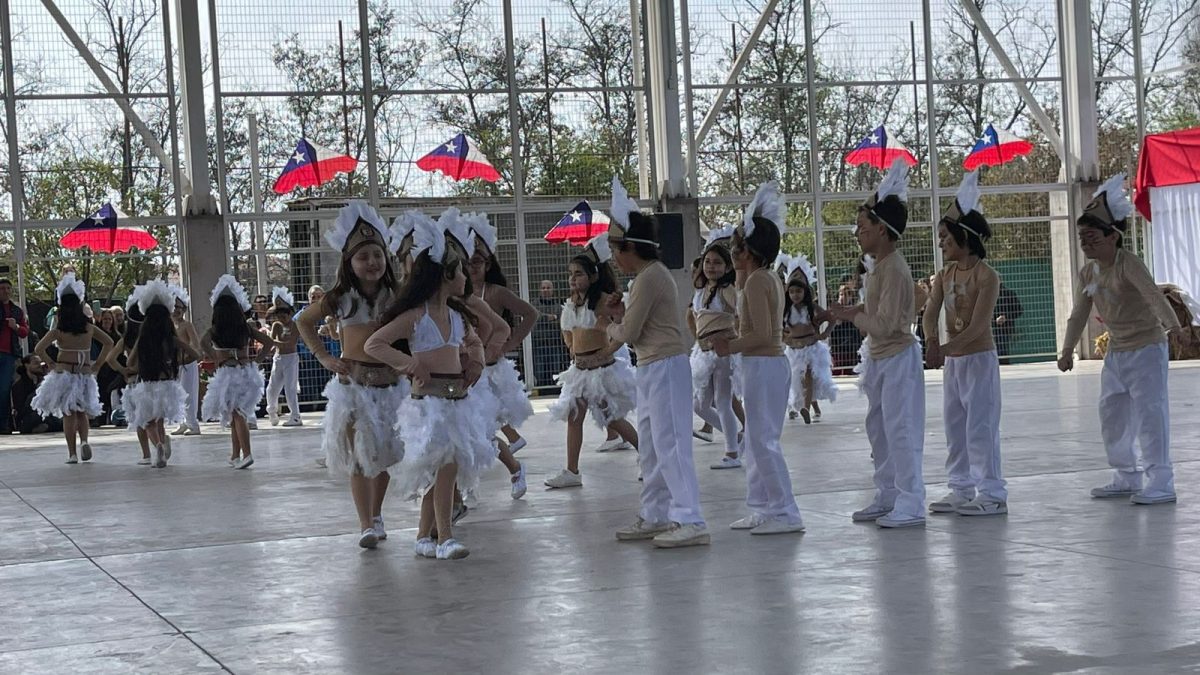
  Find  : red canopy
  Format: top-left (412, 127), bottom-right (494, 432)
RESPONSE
top-left (1134, 127), bottom-right (1200, 221)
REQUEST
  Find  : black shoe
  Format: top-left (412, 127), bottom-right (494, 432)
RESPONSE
top-left (452, 503), bottom-right (469, 524)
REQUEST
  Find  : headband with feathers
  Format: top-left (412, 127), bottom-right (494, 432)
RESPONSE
top-left (56, 273), bottom-right (86, 304)
top-left (412, 211), bottom-right (448, 263)
top-left (325, 200), bottom-right (389, 256)
top-left (210, 274), bottom-right (251, 312)
top-left (742, 181), bottom-right (787, 238)
top-left (138, 279), bottom-right (177, 315)
top-left (442, 207), bottom-right (478, 260)
top-left (271, 286), bottom-right (295, 308)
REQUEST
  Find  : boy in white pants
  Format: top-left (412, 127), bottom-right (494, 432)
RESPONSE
top-left (171, 287), bottom-right (202, 435)
top-left (266, 287), bottom-right (303, 426)
top-left (1059, 174), bottom-right (1181, 504)
top-left (831, 159), bottom-right (926, 529)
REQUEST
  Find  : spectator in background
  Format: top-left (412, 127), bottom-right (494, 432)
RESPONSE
top-left (533, 279), bottom-right (569, 389)
top-left (828, 283), bottom-right (864, 373)
top-left (994, 282), bottom-right (1023, 364)
top-left (12, 355), bottom-right (59, 434)
top-left (0, 278), bottom-right (30, 434)
top-left (96, 309), bottom-right (123, 426)
top-left (109, 305), bottom-right (126, 336)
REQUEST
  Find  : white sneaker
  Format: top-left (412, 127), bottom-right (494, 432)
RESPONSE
top-left (544, 469), bottom-right (582, 489)
top-left (508, 438), bottom-right (527, 454)
top-left (852, 503), bottom-right (891, 522)
top-left (268, 410), bottom-right (280, 426)
top-left (358, 528), bottom-right (378, 549)
top-left (234, 455), bottom-right (254, 470)
top-left (183, 427), bottom-right (201, 436)
top-left (956, 499), bottom-right (1009, 516)
top-left (436, 538), bottom-right (470, 560)
top-left (171, 424), bottom-right (188, 436)
top-left (227, 457), bottom-right (238, 467)
top-left (162, 436), bottom-right (172, 461)
top-left (373, 516), bottom-right (387, 540)
top-left (652, 523), bottom-right (711, 548)
top-left (282, 419), bottom-right (303, 427)
top-left (729, 513), bottom-right (767, 530)
top-left (692, 429), bottom-right (714, 443)
top-left (1091, 482), bottom-right (1138, 499)
top-left (596, 438), bottom-right (624, 453)
top-left (65, 455), bottom-right (78, 465)
top-left (510, 464), bottom-right (527, 500)
top-left (414, 537), bottom-right (436, 558)
top-left (750, 517), bottom-right (806, 535)
top-left (1130, 492), bottom-right (1177, 505)
top-left (876, 514), bottom-right (926, 528)
top-left (615, 518), bottom-right (672, 541)
top-left (929, 492), bottom-right (972, 514)
top-left (137, 457), bottom-right (151, 466)
top-left (710, 456), bottom-right (742, 470)
top-left (813, 410), bottom-right (822, 422)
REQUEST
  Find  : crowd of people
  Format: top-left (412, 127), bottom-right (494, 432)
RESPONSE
top-left (3, 164), bottom-right (1186, 559)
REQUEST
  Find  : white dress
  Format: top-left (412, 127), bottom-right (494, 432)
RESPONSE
top-left (548, 300), bottom-right (637, 429)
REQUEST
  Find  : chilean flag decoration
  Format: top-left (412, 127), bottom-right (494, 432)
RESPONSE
top-left (417, 133), bottom-right (502, 183)
top-left (844, 125), bottom-right (918, 169)
top-left (963, 124), bottom-right (1034, 171)
top-left (60, 203), bottom-right (158, 253)
top-left (545, 201), bottom-right (611, 245)
top-left (272, 138), bottom-right (358, 194)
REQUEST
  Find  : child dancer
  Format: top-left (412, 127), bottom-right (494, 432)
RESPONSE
top-left (265, 287), bottom-right (303, 427)
top-left (365, 214), bottom-right (495, 561)
top-left (713, 181), bottom-right (805, 535)
top-left (546, 233), bottom-right (639, 488)
top-left (923, 171), bottom-right (1007, 516)
top-left (690, 226), bottom-right (743, 469)
top-left (123, 280), bottom-right (201, 468)
top-left (783, 254), bottom-right (837, 424)
top-left (829, 159), bottom-right (926, 528)
top-left (1059, 174), bottom-right (1182, 504)
top-left (298, 201), bottom-right (406, 548)
top-left (32, 273), bottom-right (115, 463)
top-left (107, 289), bottom-right (152, 464)
top-left (600, 176), bottom-right (708, 548)
top-left (201, 275), bottom-right (275, 470)
top-left (171, 287), bottom-right (202, 436)
top-left (466, 217), bottom-right (537, 454)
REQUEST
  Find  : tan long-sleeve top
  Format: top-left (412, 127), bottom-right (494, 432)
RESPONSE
top-left (853, 250), bottom-right (917, 359)
top-left (728, 268), bottom-right (784, 357)
top-left (1062, 248), bottom-right (1180, 354)
top-left (922, 261), bottom-right (999, 357)
top-left (605, 261), bottom-right (688, 366)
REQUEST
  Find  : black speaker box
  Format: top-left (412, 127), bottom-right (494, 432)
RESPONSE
top-left (654, 212), bottom-right (686, 269)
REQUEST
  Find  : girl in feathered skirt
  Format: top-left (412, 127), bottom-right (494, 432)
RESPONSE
top-left (689, 227), bottom-right (743, 470)
top-left (782, 255), bottom-right (837, 424)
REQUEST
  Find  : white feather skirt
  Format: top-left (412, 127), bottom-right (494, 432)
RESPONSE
top-left (690, 346), bottom-right (743, 407)
top-left (322, 377), bottom-right (408, 478)
top-left (201, 364), bottom-right (264, 425)
top-left (785, 342), bottom-right (838, 406)
top-left (394, 383), bottom-right (499, 500)
top-left (548, 357), bottom-right (637, 429)
top-left (124, 379), bottom-right (187, 430)
top-left (853, 337), bottom-right (872, 394)
top-left (31, 371), bottom-right (102, 418)
top-left (483, 358), bottom-right (533, 427)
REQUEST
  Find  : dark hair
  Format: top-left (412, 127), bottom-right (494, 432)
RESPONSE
top-left (569, 255), bottom-right (618, 311)
top-left (483, 254), bottom-right (509, 288)
top-left (941, 213), bottom-right (992, 259)
top-left (381, 249), bottom-right (477, 353)
top-left (321, 242), bottom-right (401, 321)
top-left (0, 278), bottom-right (11, 287)
top-left (1077, 215), bottom-right (1126, 248)
top-left (57, 294), bottom-right (87, 335)
top-left (862, 196), bottom-right (909, 240)
top-left (137, 304), bottom-right (180, 381)
top-left (732, 217), bottom-right (781, 269)
top-left (787, 278), bottom-right (817, 324)
top-left (613, 212), bottom-right (660, 261)
top-left (123, 304), bottom-right (144, 349)
top-left (211, 295), bottom-right (251, 349)
top-left (693, 246), bottom-right (736, 307)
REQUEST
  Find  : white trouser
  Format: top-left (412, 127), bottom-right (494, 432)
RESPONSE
top-left (694, 354), bottom-right (741, 457)
top-left (637, 354), bottom-right (706, 526)
top-left (943, 350), bottom-right (1006, 503)
top-left (862, 342), bottom-right (926, 519)
top-left (1099, 342), bottom-right (1173, 497)
top-left (266, 352), bottom-right (301, 421)
top-left (179, 362), bottom-right (200, 429)
top-left (740, 355), bottom-right (803, 523)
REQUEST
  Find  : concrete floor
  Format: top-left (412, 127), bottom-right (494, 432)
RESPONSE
top-left (1, 361), bottom-right (1199, 674)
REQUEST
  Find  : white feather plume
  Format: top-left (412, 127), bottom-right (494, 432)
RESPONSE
top-left (587, 232), bottom-right (612, 263)
top-left (875, 158), bottom-right (910, 203)
top-left (773, 253), bottom-right (791, 274)
top-left (55, 273), bottom-right (86, 304)
top-left (955, 170), bottom-right (982, 216)
top-left (271, 286), bottom-right (295, 308)
top-left (125, 284), bottom-right (145, 312)
top-left (743, 181), bottom-right (787, 237)
top-left (1094, 173), bottom-right (1134, 222)
top-left (138, 279), bottom-right (177, 314)
top-left (168, 283), bottom-right (190, 308)
top-left (324, 200), bottom-right (388, 253)
top-left (609, 175), bottom-right (640, 231)
top-left (786, 252), bottom-right (818, 285)
top-left (209, 274), bottom-right (251, 311)
top-left (412, 211), bottom-right (447, 263)
top-left (704, 225), bottom-right (735, 250)
top-left (440, 207), bottom-right (478, 259)
top-left (469, 213), bottom-right (498, 257)
top-left (390, 210), bottom-right (430, 254)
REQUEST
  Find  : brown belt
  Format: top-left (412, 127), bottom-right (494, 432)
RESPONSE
top-left (412, 373), bottom-right (468, 400)
top-left (696, 328), bottom-right (736, 352)
top-left (574, 349), bottom-right (615, 371)
top-left (338, 359), bottom-right (400, 388)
